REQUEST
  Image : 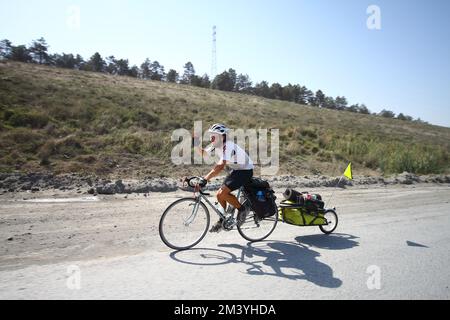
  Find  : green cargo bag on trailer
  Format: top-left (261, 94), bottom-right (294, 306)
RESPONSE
top-left (278, 200), bottom-right (327, 226)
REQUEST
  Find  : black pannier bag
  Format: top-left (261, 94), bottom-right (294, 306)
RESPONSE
top-left (244, 178), bottom-right (277, 219)
top-left (283, 188), bottom-right (325, 214)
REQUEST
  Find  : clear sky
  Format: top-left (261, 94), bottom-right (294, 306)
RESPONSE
top-left (1, 0), bottom-right (449, 127)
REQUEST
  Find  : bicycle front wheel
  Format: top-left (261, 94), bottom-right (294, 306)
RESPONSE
top-left (159, 198), bottom-right (210, 250)
top-left (237, 207), bottom-right (278, 242)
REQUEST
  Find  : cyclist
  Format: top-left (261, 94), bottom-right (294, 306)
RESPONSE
top-left (194, 124), bottom-right (254, 232)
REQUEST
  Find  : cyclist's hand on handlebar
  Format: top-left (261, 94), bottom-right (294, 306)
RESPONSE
top-left (194, 177), bottom-right (207, 192)
top-left (198, 177), bottom-right (208, 188)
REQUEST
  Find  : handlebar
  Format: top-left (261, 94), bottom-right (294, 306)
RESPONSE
top-left (183, 176), bottom-right (210, 196)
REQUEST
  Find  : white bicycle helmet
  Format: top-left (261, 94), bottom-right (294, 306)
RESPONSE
top-left (208, 123), bottom-right (230, 135)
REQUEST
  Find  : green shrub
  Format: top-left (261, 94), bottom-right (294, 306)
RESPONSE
top-left (286, 141), bottom-right (301, 156)
top-left (7, 111), bottom-right (49, 128)
top-left (37, 135), bottom-right (85, 163)
top-left (300, 128), bottom-right (318, 139)
top-left (317, 150), bottom-right (332, 162)
top-left (1, 109), bottom-right (15, 121)
top-left (132, 111), bottom-right (160, 129)
top-left (122, 135), bottom-right (144, 154)
top-left (57, 136), bottom-right (83, 153)
top-left (1, 151), bottom-right (25, 166)
top-left (300, 147), bottom-right (310, 155)
top-left (379, 145), bottom-right (448, 174)
top-left (326, 133), bottom-right (449, 175)
top-left (1, 129), bottom-right (46, 153)
top-left (38, 140), bottom-right (56, 164)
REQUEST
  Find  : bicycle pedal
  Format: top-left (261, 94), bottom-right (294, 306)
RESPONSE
top-left (223, 217), bottom-right (237, 231)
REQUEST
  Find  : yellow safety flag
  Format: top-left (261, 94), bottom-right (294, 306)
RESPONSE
top-left (344, 163), bottom-right (353, 180)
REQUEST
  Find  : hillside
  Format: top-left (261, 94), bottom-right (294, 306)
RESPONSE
top-left (0, 61), bottom-right (449, 179)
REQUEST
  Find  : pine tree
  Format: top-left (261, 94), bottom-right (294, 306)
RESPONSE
top-left (115, 59), bottom-right (130, 76)
top-left (200, 74), bottom-right (211, 88)
top-left (105, 56), bottom-right (118, 75)
top-left (359, 104), bottom-right (370, 114)
top-left (86, 52), bottom-right (105, 72)
top-left (0, 39), bottom-right (12, 59)
top-left (335, 96), bottom-right (348, 110)
top-left (129, 65), bottom-right (139, 78)
top-left (212, 71), bottom-right (234, 91)
top-left (254, 81), bottom-right (270, 98)
top-left (10, 45), bottom-right (32, 62)
top-left (379, 109), bottom-right (396, 118)
top-left (181, 62), bottom-right (195, 84)
top-left (235, 74), bottom-right (252, 93)
top-left (149, 61), bottom-right (165, 81)
top-left (228, 68), bottom-right (237, 91)
top-left (30, 37), bottom-right (50, 64)
top-left (305, 89), bottom-right (315, 106)
top-left (315, 90), bottom-right (325, 107)
top-left (166, 69), bottom-right (179, 83)
top-left (53, 53), bottom-right (77, 69)
top-left (140, 58), bottom-right (151, 79)
top-left (269, 83), bottom-right (283, 99)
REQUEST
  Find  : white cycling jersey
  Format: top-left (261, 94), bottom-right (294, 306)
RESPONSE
top-left (206, 140), bottom-right (254, 171)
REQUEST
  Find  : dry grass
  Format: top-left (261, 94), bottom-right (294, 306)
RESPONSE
top-left (1, 61), bottom-right (449, 178)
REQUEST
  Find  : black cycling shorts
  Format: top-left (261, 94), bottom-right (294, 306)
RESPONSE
top-left (223, 169), bottom-right (254, 192)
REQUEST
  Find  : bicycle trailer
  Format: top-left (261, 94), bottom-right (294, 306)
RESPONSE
top-left (278, 189), bottom-right (328, 226)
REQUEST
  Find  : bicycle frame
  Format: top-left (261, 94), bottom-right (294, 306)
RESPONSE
top-left (187, 188), bottom-right (243, 224)
top-left (159, 180), bottom-right (279, 250)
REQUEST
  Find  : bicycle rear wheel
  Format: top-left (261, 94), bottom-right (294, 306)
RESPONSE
top-left (159, 198), bottom-right (210, 250)
top-left (237, 203), bottom-right (278, 242)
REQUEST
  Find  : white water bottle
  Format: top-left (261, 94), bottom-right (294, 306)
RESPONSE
top-left (215, 203), bottom-right (226, 215)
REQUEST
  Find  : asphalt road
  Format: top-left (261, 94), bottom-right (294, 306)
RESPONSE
top-left (0, 184), bottom-right (449, 299)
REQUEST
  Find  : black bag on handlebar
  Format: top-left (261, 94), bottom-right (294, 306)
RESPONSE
top-left (244, 178), bottom-right (277, 219)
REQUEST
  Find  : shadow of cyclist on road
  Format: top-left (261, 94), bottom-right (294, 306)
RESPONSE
top-left (220, 240), bottom-right (342, 288)
top-left (296, 233), bottom-right (360, 250)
